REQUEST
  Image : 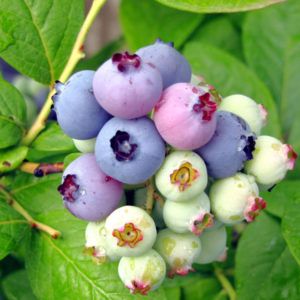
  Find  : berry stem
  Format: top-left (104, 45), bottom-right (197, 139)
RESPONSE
top-left (214, 268), bottom-right (237, 300)
top-left (0, 186), bottom-right (61, 239)
top-left (21, 0), bottom-right (107, 146)
top-left (145, 179), bottom-right (155, 214)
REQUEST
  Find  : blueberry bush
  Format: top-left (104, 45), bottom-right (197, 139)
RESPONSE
top-left (0, 0), bottom-right (299, 299)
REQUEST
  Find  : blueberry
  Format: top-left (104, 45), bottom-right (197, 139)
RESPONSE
top-left (210, 173), bottom-right (266, 224)
top-left (194, 225), bottom-right (227, 264)
top-left (155, 151), bottom-right (208, 202)
top-left (136, 39), bottom-right (191, 89)
top-left (163, 193), bottom-right (214, 235)
top-left (196, 111), bottom-right (256, 179)
top-left (154, 83), bottom-right (218, 150)
top-left (93, 52), bottom-right (163, 119)
top-left (58, 153), bottom-right (123, 221)
top-left (95, 117), bottom-right (165, 184)
top-left (154, 229), bottom-right (201, 277)
top-left (118, 249), bottom-right (166, 295)
top-left (85, 221), bottom-right (119, 262)
top-left (245, 135), bottom-right (297, 187)
top-left (105, 206), bottom-right (157, 257)
top-left (53, 71), bottom-right (111, 139)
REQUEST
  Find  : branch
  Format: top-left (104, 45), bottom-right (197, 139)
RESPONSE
top-left (21, 0), bottom-right (107, 146)
top-left (214, 268), bottom-right (237, 300)
top-left (20, 162), bottom-right (64, 177)
top-left (0, 186), bottom-right (61, 239)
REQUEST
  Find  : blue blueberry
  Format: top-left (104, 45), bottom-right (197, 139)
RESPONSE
top-left (136, 39), bottom-right (191, 89)
top-left (58, 153), bottom-right (123, 221)
top-left (53, 71), bottom-right (111, 139)
top-left (95, 117), bottom-right (165, 184)
top-left (196, 111), bottom-right (256, 179)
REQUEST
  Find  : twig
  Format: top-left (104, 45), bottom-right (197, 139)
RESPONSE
top-left (0, 186), bottom-right (61, 239)
top-left (214, 268), bottom-right (237, 300)
top-left (21, 0), bottom-right (108, 146)
top-left (20, 162), bottom-right (64, 176)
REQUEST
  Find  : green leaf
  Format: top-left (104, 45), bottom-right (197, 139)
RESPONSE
top-left (26, 122), bottom-right (76, 162)
top-left (164, 287), bottom-right (180, 300)
top-left (0, 0), bottom-right (84, 84)
top-left (155, 0), bottom-right (285, 13)
top-left (120, 0), bottom-right (203, 51)
top-left (243, 0), bottom-right (300, 137)
top-left (189, 16), bottom-right (243, 60)
top-left (236, 212), bottom-right (300, 299)
top-left (282, 194), bottom-right (300, 265)
top-left (63, 152), bottom-right (82, 168)
top-left (9, 172), bottom-right (62, 217)
top-left (261, 180), bottom-right (300, 218)
top-left (0, 79), bottom-right (26, 149)
top-left (0, 146), bottom-right (28, 174)
top-left (183, 42), bottom-right (281, 137)
top-left (181, 277), bottom-right (222, 299)
top-left (2, 269), bottom-right (37, 300)
top-left (0, 200), bottom-right (28, 260)
top-left (76, 38), bottom-right (125, 72)
top-left (26, 210), bottom-right (167, 300)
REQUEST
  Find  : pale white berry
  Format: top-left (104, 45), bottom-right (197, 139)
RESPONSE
top-left (245, 135), bottom-right (297, 186)
top-left (195, 225), bottom-right (227, 264)
top-left (105, 206), bottom-right (157, 257)
top-left (118, 249), bottom-right (166, 295)
top-left (85, 221), bottom-right (117, 262)
top-left (219, 94), bottom-right (267, 135)
top-left (163, 193), bottom-right (213, 235)
top-left (210, 173), bottom-right (266, 224)
top-left (73, 137), bottom-right (96, 153)
top-left (154, 229), bottom-right (201, 277)
top-left (155, 151), bottom-right (208, 202)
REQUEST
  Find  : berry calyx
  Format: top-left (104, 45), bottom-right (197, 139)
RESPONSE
top-left (58, 174), bottom-right (79, 202)
top-left (191, 213), bottom-right (214, 236)
top-left (170, 162), bottom-right (199, 192)
top-left (283, 144), bottom-right (298, 170)
top-left (244, 197), bottom-right (267, 222)
top-left (112, 222), bottom-right (143, 248)
top-left (192, 92), bottom-right (217, 121)
top-left (110, 131), bottom-right (138, 161)
top-left (129, 280), bottom-right (151, 295)
top-left (112, 51), bottom-right (141, 72)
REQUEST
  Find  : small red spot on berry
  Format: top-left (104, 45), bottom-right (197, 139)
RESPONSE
top-left (105, 176), bottom-right (112, 182)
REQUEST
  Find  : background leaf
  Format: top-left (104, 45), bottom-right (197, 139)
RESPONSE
top-left (0, 79), bottom-right (26, 149)
top-left (261, 180), bottom-right (300, 218)
top-left (26, 122), bottom-right (76, 163)
top-left (155, 0), bottom-right (285, 13)
top-left (282, 195), bottom-right (300, 265)
top-left (243, 0), bottom-right (300, 139)
top-left (183, 42), bottom-right (281, 137)
top-left (0, 200), bottom-right (28, 260)
top-left (1, 269), bottom-right (37, 300)
top-left (236, 212), bottom-right (300, 300)
top-left (0, 0), bottom-right (84, 84)
top-left (120, 0), bottom-right (203, 51)
top-left (189, 16), bottom-right (243, 60)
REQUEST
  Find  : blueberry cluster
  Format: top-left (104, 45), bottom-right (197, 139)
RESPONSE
top-left (54, 39), bottom-right (297, 295)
